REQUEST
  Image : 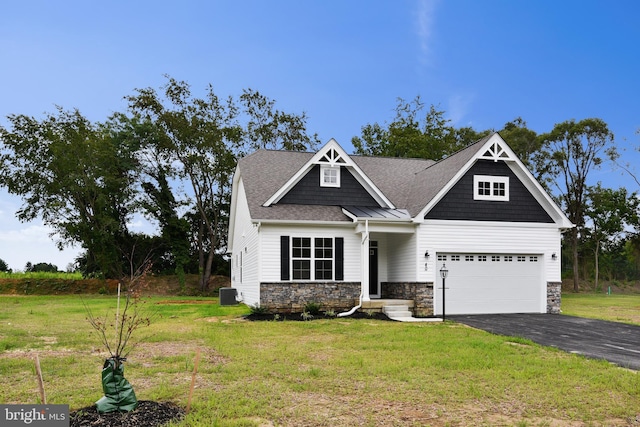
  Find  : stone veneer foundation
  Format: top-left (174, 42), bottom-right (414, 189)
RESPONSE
top-left (546, 281), bottom-right (561, 314)
top-left (260, 282), bottom-right (360, 313)
top-left (259, 280), bottom-right (560, 315)
top-left (381, 282), bottom-right (434, 317)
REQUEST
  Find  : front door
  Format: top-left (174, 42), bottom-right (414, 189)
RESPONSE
top-left (369, 241), bottom-right (379, 297)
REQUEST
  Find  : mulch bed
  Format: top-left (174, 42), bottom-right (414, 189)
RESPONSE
top-left (70, 401), bottom-right (185, 427)
top-left (245, 311), bottom-right (392, 321)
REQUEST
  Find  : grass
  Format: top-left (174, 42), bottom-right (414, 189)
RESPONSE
top-left (1, 294), bottom-right (639, 426)
top-left (561, 293), bottom-right (640, 325)
top-left (0, 271), bottom-right (83, 279)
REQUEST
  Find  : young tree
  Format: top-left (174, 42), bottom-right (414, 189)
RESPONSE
top-left (537, 118), bottom-right (617, 291)
top-left (0, 258), bottom-right (9, 272)
top-left (585, 184), bottom-right (639, 290)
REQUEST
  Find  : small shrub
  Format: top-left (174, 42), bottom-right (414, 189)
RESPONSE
top-left (249, 304), bottom-right (270, 315)
top-left (303, 301), bottom-right (322, 315)
top-left (324, 309), bottom-right (337, 318)
top-left (301, 311), bottom-right (314, 321)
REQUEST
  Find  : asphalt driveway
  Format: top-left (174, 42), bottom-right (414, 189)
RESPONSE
top-left (451, 314), bottom-right (640, 370)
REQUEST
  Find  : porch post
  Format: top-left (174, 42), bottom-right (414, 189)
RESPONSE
top-left (361, 223), bottom-right (370, 302)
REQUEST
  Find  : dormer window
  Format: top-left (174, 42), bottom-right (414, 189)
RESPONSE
top-left (321, 165), bottom-right (340, 187)
top-left (474, 175), bottom-right (509, 201)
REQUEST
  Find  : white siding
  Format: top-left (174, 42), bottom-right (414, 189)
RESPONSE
top-left (418, 220), bottom-right (562, 284)
top-left (260, 224), bottom-right (362, 282)
top-left (387, 233), bottom-right (418, 282)
top-left (419, 220), bottom-right (562, 314)
top-left (229, 178), bottom-right (261, 306)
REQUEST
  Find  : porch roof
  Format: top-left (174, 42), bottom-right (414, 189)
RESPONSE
top-left (342, 206), bottom-right (411, 221)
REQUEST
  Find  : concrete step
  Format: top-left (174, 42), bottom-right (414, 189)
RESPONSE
top-left (382, 305), bottom-right (413, 318)
top-left (382, 304), bottom-right (443, 322)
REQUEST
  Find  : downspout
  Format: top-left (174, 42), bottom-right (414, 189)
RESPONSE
top-left (337, 219), bottom-right (369, 317)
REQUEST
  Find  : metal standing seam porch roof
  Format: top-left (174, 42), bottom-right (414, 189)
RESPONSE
top-left (342, 206), bottom-right (412, 220)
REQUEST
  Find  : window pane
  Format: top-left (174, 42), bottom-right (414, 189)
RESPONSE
top-left (314, 238), bottom-right (333, 258)
top-left (323, 168), bottom-right (337, 184)
top-left (293, 260), bottom-right (311, 280)
top-left (478, 182), bottom-right (491, 195)
top-left (315, 260), bottom-right (332, 280)
top-left (293, 238), bottom-right (311, 258)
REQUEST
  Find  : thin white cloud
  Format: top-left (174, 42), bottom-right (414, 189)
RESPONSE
top-left (0, 225), bottom-right (53, 243)
top-left (447, 93), bottom-right (475, 126)
top-left (415, 0), bottom-right (439, 64)
top-left (0, 224), bottom-right (81, 271)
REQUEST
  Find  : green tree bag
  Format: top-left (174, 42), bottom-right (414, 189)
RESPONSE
top-left (95, 357), bottom-right (138, 413)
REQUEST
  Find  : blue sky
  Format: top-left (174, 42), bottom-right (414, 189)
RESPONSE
top-left (1, 0), bottom-right (639, 271)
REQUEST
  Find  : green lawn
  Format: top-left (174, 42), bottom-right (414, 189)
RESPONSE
top-left (1, 294), bottom-right (639, 426)
top-left (561, 293), bottom-right (640, 325)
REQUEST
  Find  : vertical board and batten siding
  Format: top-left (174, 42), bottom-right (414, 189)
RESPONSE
top-left (386, 233), bottom-right (418, 282)
top-left (278, 165), bottom-right (378, 207)
top-left (418, 221), bottom-right (562, 285)
top-left (425, 160), bottom-right (554, 223)
top-left (260, 224), bottom-right (362, 282)
top-left (230, 178), bottom-right (261, 306)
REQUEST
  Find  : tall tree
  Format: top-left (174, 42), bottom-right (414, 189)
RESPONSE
top-left (584, 184), bottom-right (639, 290)
top-left (498, 118), bottom-right (542, 177)
top-left (537, 118), bottom-right (617, 291)
top-left (0, 108), bottom-right (141, 278)
top-left (352, 96), bottom-right (489, 160)
top-left (239, 88), bottom-right (319, 153)
top-left (126, 76), bottom-right (318, 290)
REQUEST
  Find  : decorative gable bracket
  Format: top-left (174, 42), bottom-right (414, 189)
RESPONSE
top-left (479, 140), bottom-right (514, 162)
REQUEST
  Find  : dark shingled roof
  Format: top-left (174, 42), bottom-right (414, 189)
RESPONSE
top-left (237, 135), bottom-right (493, 222)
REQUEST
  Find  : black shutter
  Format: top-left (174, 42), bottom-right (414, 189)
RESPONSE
top-left (280, 236), bottom-right (290, 280)
top-left (335, 237), bottom-right (344, 281)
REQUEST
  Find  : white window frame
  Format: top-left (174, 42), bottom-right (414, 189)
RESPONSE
top-left (473, 175), bottom-right (509, 201)
top-left (291, 237), bottom-right (334, 280)
top-left (320, 165), bottom-right (340, 188)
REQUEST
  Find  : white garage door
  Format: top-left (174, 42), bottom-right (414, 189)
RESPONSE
top-left (434, 253), bottom-right (543, 315)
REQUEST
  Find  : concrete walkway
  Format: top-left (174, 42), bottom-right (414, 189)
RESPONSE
top-left (451, 313), bottom-right (640, 370)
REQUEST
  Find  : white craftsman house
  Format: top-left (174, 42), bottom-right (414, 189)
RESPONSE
top-left (228, 133), bottom-right (572, 317)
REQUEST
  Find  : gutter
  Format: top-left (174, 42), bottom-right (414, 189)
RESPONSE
top-left (337, 219), bottom-right (369, 317)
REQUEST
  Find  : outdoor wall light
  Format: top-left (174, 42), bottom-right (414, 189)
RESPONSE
top-left (552, 252), bottom-right (557, 260)
top-left (424, 250), bottom-right (430, 259)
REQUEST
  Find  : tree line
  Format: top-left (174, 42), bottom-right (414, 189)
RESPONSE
top-left (1, 77), bottom-right (638, 291)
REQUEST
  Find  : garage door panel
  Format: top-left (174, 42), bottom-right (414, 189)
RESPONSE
top-left (436, 253), bottom-right (543, 315)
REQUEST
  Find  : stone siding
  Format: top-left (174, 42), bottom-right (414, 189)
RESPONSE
top-left (382, 282), bottom-right (434, 317)
top-left (546, 281), bottom-right (561, 314)
top-left (260, 282), bottom-right (360, 313)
